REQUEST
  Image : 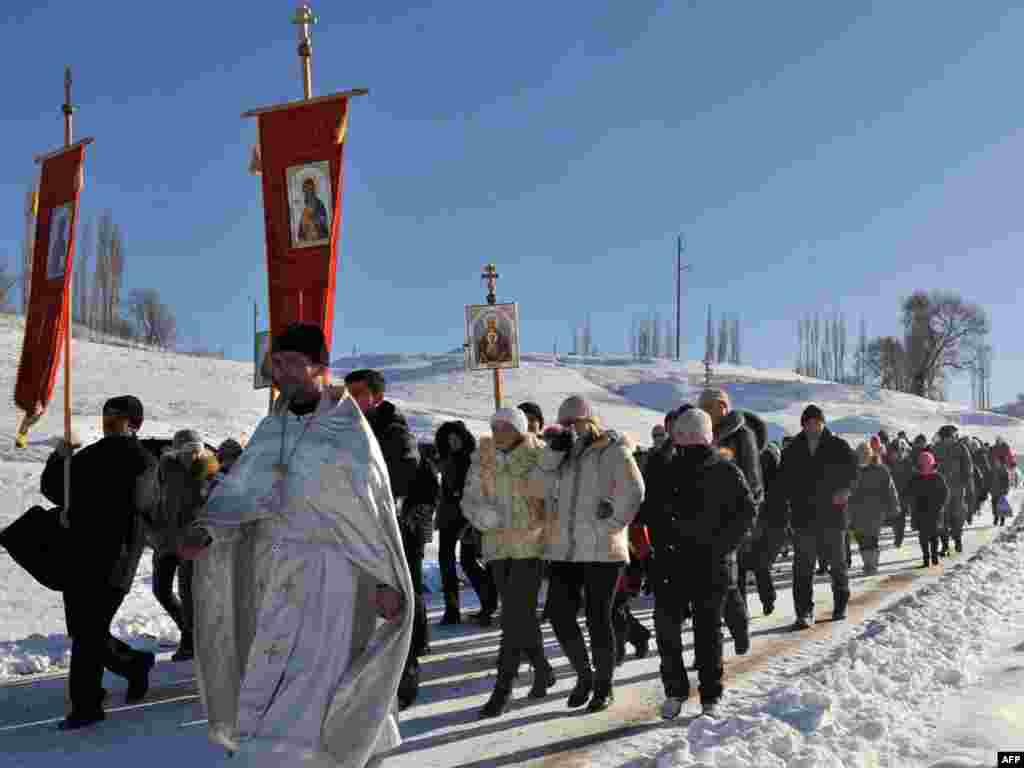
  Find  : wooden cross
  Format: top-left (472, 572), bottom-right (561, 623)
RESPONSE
top-left (482, 263), bottom-right (499, 306)
top-left (292, 4), bottom-right (318, 99)
top-left (480, 263), bottom-right (503, 409)
top-left (62, 66), bottom-right (76, 149)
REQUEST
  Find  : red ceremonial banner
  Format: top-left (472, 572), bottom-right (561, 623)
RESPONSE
top-left (254, 95), bottom-right (348, 355)
top-left (14, 142), bottom-right (87, 418)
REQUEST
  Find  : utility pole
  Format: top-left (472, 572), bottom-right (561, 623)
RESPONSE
top-left (675, 234), bottom-right (692, 361)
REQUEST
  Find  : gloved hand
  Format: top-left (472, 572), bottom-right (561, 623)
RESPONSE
top-left (547, 427), bottom-right (575, 455)
top-left (596, 497), bottom-right (615, 520)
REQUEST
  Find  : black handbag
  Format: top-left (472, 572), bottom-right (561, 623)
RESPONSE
top-left (0, 505), bottom-right (74, 592)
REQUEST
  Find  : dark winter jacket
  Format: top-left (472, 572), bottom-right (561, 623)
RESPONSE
top-left (759, 444), bottom-right (789, 529)
top-left (991, 464), bottom-right (1011, 500)
top-left (147, 451), bottom-right (219, 554)
top-left (848, 463), bottom-right (901, 536)
top-left (971, 448), bottom-right (992, 504)
top-left (888, 455), bottom-right (915, 510)
top-left (715, 410), bottom-right (765, 508)
top-left (366, 401), bottom-right (420, 503)
top-left (435, 421), bottom-right (477, 530)
top-left (907, 473), bottom-right (949, 538)
top-left (637, 444), bottom-right (756, 590)
top-left (780, 428), bottom-right (858, 531)
top-left (400, 446), bottom-right (442, 553)
top-left (40, 435), bottom-right (158, 592)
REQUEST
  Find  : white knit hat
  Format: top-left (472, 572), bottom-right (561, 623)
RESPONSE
top-left (557, 395), bottom-right (595, 424)
top-left (671, 408), bottom-right (713, 447)
top-left (491, 407), bottom-right (528, 435)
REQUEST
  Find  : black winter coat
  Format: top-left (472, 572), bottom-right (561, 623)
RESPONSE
top-left (367, 401), bottom-right (420, 503)
top-left (907, 473), bottom-right (949, 538)
top-left (780, 428), bottom-right (858, 531)
top-left (40, 435), bottom-right (158, 592)
top-left (716, 410), bottom-right (765, 508)
top-left (759, 446), bottom-right (789, 528)
top-left (434, 421), bottom-right (477, 530)
top-left (637, 444), bottom-right (757, 590)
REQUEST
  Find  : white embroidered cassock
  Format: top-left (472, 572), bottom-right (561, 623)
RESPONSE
top-left (193, 390), bottom-right (414, 768)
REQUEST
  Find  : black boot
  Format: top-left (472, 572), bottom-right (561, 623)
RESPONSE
top-left (58, 709), bottom-right (105, 731)
top-left (832, 591), bottom-right (849, 621)
top-left (125, 652), bottom-right (155, 704)
top-left (439, 591), bottom-right (461, 626)
top-left (528, 664), bottom-right (557, 699)
top-left (587, 681), bottom-right (615, 713)
top-left (171, 631), bottom-right (194, 662)
top-left (954, 537), bottom-right (963, 553)
top-left (479, 680), bottom-right (513, 719)
top-left (567, 676), bottom-right (593, 709)
top-left (397, 659), bottom-right (420, 711)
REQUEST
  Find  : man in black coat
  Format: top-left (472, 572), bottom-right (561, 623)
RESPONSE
top-left (40, 395), bottom-right (159, 730)
top-left (343, 368), bottom-right (429, 707)
top-left (780, 404), bottom-right (858, 630)
top-left (637, 408), bottom-right (756, 719)
top-left (699, 389), bottom-right (764, 655)
top-left (434, 420), bottom-right (497, 625)
top-left (750, 442), bottom-right (790, 614)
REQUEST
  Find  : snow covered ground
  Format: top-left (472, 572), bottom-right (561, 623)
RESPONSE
top-left (2, 314), bottom-right (1024, 766)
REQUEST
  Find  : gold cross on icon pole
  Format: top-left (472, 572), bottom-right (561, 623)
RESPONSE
top-left (292, 4), bottom-right (318, 99)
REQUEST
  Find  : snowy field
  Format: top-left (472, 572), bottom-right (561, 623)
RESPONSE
top-left (2, 314), bottom-right (1024, 766)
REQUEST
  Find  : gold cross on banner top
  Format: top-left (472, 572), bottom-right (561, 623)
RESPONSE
top-left (292, 4), bottom-right (318, 99)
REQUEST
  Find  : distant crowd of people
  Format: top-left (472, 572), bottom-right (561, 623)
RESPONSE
top-left (14, 322), bottom-right (1018, 767)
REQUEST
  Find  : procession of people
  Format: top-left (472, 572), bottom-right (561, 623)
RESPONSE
top-left (4, 322), bottom-right (1018, 767)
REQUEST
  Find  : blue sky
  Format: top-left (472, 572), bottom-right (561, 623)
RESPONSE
top-left (2, 1), bottom-right (1022, 406)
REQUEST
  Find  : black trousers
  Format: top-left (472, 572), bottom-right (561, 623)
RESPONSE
top-left (491, 558), bottom-right (549, 682)
top-left (152, 552), bottom-right (193, 638)
top-left (547, 562), bottom-right (622, 686)
top-left (750, 527), bottom-right (787, 606)
top-left (64, 586), bottom-right (149, 714)
top-left (613, 592), bottom-right (650, 656)
top-left (919, 532), bottom-right (939, 562)
top-left (793, 527), bottom-right (849, 616)
top-left (399, 524), bottom-right (429, 659)
top-left (654, 581), bottom-right (727, 704)
top-left (892, 509), bottom-right (907, 548)
top-left (438, 513), bottom-right (496, 611)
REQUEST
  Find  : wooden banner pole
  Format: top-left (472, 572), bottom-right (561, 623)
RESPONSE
top-left (482, 263), bottom-right (503, 410)
top-left (62, 66), bottom-right (76, 520)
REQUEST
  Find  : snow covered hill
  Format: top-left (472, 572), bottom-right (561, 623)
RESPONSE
top-left (2, 318), bottom-right (1024, 767)
top-left (2, 317), bottom-right (1023, 678)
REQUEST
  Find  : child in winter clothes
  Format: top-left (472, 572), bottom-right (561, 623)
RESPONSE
top-left (613, 523), bottom-right (652, 666)
top-left (848, 442), bottom-right (900, 575)
top-left (149, 429), bottom-right (219, 661)
top-left (906, 451), bottom-right (949, 568)
top-left (991, 456), bottom-right (1012, 527)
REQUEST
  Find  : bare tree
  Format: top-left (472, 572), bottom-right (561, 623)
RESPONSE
top-left (73, 216), bottom-right (92, 325)
top-left (837, 313), bottom-right (848, 383)
top-left (733, 315), bottom-right (742, 365)
top-left (866, 336), bottom-right (907, 391)
top-left (902, 291), bottom-right (989, 399)
top-left (128, 288), bottom-right (177, 348)
top-left (796, 316), bottom-right (804, 374)
top-left (22, 186), bottom-right (36, 314)
top-left (717, 313), bottom-right (728, 364)
top-left (630, 315), bottom-right (638, 358)
top-left (0, 257), bottom-right (18, 311)
top-left (706, 305), bottom-right (715, 364)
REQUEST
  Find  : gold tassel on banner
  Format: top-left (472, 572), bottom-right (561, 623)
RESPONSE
top-left (74, 166), bottom-right (84, 193)
top-left (29, 189), bottom-right (39, 217)
top-left (248, 143), bottom-right (263, 175)
top-left (335, 110), bottom-right (348, 145)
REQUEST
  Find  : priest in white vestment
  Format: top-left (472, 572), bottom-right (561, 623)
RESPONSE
top-left (184, 324), bottom-right (414, 768)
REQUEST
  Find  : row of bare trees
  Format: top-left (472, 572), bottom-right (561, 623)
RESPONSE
top-left (18, 192), bottom-right (177, 349)
top-left (863, 291), bottom-right (989, 401)
top-left (795, 312), bottom-right (864, 383)
top-left (798, 292), bottom-right (990, 402)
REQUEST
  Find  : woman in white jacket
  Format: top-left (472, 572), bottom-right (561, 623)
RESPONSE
top-left (542, 396), bottom-right (645, 713)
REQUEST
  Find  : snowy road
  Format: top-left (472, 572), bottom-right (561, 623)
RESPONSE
top-left (0, 514), bottom-right (1012, 768)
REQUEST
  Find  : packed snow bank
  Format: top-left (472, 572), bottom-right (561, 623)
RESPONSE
top-left (647, 506), bottom-right (1024, 768)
